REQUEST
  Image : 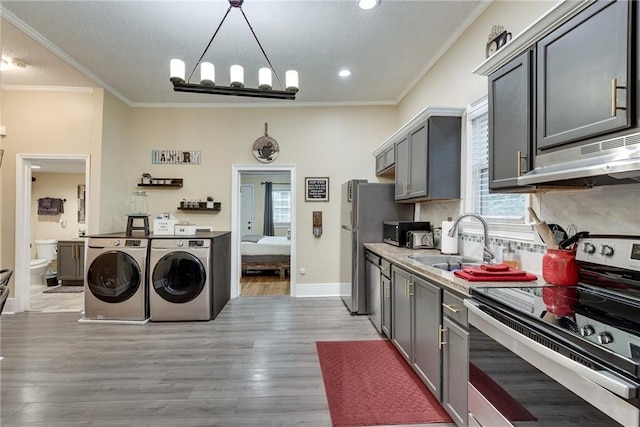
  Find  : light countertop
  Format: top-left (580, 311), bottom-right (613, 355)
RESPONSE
top-left (363, 243), bottom-right (545, 296)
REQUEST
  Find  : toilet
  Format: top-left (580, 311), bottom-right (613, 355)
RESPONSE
top-left (30, 239), bottom-right (57, 286)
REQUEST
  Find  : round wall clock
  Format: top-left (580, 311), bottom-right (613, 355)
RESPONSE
top-left (252, 123), bottom-right (280, 163)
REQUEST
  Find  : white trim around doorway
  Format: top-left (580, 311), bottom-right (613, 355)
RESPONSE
top-left (8, 153), bottom-right (90, 313)
top-left (231, 164), bottom-right (296, 299)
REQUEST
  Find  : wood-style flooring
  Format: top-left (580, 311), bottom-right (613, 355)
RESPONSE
top-left (0, 296), bottom-right (455, 426)
top-left (240, 273), bottom-right (290, 297)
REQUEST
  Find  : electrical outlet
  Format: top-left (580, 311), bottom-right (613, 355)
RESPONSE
top-left (300, 268), bottom-right (306, 275)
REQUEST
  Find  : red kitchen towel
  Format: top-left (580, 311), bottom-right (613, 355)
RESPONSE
top-left (462, 265), bottom-right (527, 276)
top-left (480, 263), bottom-right (510, 272)
top-left (454, 269), bottom-right (537, 282)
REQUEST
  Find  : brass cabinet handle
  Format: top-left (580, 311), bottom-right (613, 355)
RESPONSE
top-left (516, 150), bottom-right (527, 177)
top-left (438, 325), bottom-right (447, 350)
top-left (443, 303), bottom-right (460, 314)
top-left (612, 78), bottom-right (627, 117)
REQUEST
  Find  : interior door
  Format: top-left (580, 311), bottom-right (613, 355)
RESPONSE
top-left (240, 184), bottom-right (254, 235)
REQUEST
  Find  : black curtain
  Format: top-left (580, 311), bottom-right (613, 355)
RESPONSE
top-left (263, 181), bottom-right (274, 236)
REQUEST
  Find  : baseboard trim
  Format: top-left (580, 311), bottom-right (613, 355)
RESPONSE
top-left (295, 282), bottom-right (342, 298)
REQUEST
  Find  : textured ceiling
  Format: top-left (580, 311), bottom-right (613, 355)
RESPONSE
top-left (1, 1), bottom-right (488, 107)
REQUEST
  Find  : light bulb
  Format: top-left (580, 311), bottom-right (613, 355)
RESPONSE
top-left (285, 70), bottom-right (299, 92)
top-left (230, 65), bottom-right (244, 87)
top-left (170, 59), bottom-right (185, 82)
top-left (259, 68), bottom-right (273, 90)
top-left (200, 62), bottom-right (215, 85)
top-left (359, 0), bottom-right (380, 10)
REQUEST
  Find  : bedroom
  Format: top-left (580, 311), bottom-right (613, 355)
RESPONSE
top-left (239, 171), bottom-right (292, 297)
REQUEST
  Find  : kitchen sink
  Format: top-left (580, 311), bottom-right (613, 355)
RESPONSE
top-left (407, 254), bottom-right (480, 271)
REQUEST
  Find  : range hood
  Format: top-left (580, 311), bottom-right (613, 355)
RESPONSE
top-left (517, 132), bottom-right (640, 186)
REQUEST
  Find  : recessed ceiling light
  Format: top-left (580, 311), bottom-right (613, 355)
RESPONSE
top-left (359, 0), bottom-right (380, 10)
top-left (339, 69), bottom-right (352, 77)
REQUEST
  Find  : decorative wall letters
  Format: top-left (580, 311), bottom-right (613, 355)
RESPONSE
top-left (152, 150), bottom-right (201, 165)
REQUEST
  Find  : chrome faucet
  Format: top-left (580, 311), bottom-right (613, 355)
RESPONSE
top-left (447, 213), bottom-right (495, 264)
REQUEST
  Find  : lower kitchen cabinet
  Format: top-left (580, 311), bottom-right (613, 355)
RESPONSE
top-left (391, 266), bottom-right (412, 362)
top-left (442, 290), bottom-right (469, 427)
top-left (413, 275), bottom-right (442, 398)
top-left (57, 240), bottom-right (85, 286)
top-left (381, 274), bottom-right (392, 339)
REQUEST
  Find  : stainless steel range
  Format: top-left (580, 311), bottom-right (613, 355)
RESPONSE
top-left (465, 235), bottom-right (640, 426)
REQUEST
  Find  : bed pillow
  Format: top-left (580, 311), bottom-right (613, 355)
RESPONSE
top-left (241, 234), bottom-right (265, 243)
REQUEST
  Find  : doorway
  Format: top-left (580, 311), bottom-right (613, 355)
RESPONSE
top-left (231, 165), bottom-right (296, 299)
top-left (11, 154), bottom-right (90, 313)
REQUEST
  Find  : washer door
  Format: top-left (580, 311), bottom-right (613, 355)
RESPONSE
top-left (87, 251), bottom-right (142, 303)
top-left (152, 252), bottom-right (206, 303)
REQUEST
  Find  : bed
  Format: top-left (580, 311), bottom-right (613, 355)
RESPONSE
top-left (241, 235), bottom-right (291, 279)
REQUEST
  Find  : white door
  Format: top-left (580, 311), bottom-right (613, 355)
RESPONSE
top-left (240, 184), bottom-right (254, 235)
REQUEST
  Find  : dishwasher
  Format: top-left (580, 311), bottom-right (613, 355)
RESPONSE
top-left (366, 251), bottom-right (382, 334)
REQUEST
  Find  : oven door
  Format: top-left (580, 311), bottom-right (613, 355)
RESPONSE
top-left (465, 299), bottom-right (640, 427)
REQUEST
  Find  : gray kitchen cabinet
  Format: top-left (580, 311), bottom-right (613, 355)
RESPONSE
top-left (412, 275), bottom-right (442, 398)
top-left (395, 115), bottom-right (461, 202)
top-left (488, 50), bottom-right (533, 190)
top-left (381, 258), bottom-right (392, 339)
top-left (57, 240), bottom-right (85, 286)
top-left (391, 266), bottom-right (412, 362)
top-left (536, 0), bottom-right (632, 150)
top-left (394, 134), bottom-right (410, 199)
top-left (442, 290), bottom-right (469, 427)
top-left (375, 145), bottom-right (395, 176)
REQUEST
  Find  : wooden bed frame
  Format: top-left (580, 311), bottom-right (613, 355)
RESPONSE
top-left (241, 255), bottom-right (290, 279)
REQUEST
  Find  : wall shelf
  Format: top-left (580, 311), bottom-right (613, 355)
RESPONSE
top-left (177, 206), bottom-right (221, 212)
top-left (138, 178), bottom-right (183, 188)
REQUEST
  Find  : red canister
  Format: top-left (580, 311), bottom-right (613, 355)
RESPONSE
top-left (542, 248), bottom-right (579, 286)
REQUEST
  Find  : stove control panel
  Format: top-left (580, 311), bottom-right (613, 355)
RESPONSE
top-left (576, 236), bottom-right (640, 270)
top-left (575, 313), bottom-right (640, 359)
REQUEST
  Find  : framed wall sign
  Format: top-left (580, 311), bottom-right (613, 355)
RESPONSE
top-left (305, 177), bottom-right (329, 202)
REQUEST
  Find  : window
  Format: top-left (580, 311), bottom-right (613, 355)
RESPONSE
top-left (272, 185), bottom-right (291, 226)
top-left (466, 98), bottom-right (526, 224)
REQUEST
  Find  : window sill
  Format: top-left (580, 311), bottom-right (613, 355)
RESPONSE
top-left (457, 221), bottom-right (535, 243)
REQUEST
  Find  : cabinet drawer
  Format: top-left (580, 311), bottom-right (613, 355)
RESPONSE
top-left (443, 290), bottom-right (467, 327)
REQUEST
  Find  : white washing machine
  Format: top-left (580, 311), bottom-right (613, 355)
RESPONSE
top-left (84, 237), bottom-right (148, 321)
top-left (149, 238), bottom-right (211, 321)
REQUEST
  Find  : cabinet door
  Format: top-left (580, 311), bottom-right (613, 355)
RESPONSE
top-left (381, 275), bottom-right (392, 339)
top-left (442, 317), bottom-right (469, 427)
top-left (408, 122), bottom-right (428, 199)
top-left (427, 117), bottom-right (461, 199)
top-left (536, 0), bottom-right (631, 150)
top-left (395, 135), bottom-right (410, 200)
top-left (489, 50), bottom-right (533, 190)
top-left (412, 276), bottom-right (442, 398)
top-left (391, 267), bottom-right (412, 362)
top-left (56, 242), bottom-right (77, 281)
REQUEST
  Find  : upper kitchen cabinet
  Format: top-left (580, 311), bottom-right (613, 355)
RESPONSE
top-left (375, 145), bottom-right (395, 177)
top-left (394, 110), bottom-right (462, 202)
top-left (488, 50), bottom-right (534, 190)
top-left (536, 0), bottom-right (632, 150)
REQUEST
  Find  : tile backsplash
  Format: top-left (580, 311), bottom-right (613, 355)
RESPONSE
top-left (418, 182), bottom-right (640, 275)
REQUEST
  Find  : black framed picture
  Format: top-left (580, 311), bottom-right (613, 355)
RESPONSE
top-left (305, 177), bottom-right (329, 202)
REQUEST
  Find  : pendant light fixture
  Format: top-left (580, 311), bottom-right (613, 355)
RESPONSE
top-left (170, 0), bottom-right (298, 100)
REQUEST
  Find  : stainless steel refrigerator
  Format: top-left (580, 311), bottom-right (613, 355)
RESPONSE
top-left (340, 180), bottom-right (412, 314)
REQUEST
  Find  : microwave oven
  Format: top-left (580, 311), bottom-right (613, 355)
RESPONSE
top-left (383, 221), bottom-right (431, 247)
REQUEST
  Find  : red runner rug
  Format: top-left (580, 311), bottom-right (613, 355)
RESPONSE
top-left (316, 340), bottom-right (452, 426)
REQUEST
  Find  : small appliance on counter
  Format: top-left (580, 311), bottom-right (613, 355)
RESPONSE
top-left (383, 221), bottom-right (430, 247)
top-left (406, 230), bottom-right (435, 249)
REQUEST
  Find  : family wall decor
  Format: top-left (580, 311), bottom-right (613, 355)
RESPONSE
top-left (152, 150), bottom-right (201, 165)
